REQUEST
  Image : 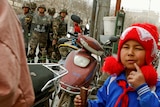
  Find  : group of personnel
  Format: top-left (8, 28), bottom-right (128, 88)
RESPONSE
top-left (18, 2), bottom-right (69, 63)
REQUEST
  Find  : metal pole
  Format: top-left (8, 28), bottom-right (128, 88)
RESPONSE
top-left (93, 0), bottom-right (111, 41)
top-left (114, 0), bottom-right (121, 16)
top-left (90, 0), bottom-right (97, 38)
top-left (148, 0), bottom-right (151, 22)
top-left (67, 0), bottom-right (72, 33)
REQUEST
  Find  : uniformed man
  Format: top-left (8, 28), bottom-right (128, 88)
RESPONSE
top-left (46, 7), bottom-right (57, 63)
top-left (52, 8), bottom-right (68, 39)
top-left (28, 4), bottom-right (50, 63)
top-left (47, 7), bottom-right (56, 34)
top-left (18, 2), bottom-right (32, 55)
top-left (29, 2), bottom-right (37, 40)
top-left (50, 8), bottom-right (68, 62)
top-left (48, 8), bottom-right (56, 18)
top-left (30, 2), bottom-right (37, 16)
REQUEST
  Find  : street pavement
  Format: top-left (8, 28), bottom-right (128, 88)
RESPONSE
top-left (51, 97), bottom-right (59, 107)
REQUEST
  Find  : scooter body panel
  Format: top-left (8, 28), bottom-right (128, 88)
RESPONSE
top-left (77, 35), bottom-right (104, 56)
top-left (60, 49), bottom-right (98, 92)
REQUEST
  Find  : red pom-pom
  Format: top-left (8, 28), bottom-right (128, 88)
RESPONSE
top-left (102, 56), bottom-right (124, 75)
top-left (141, 65), bottom-right (158, 87)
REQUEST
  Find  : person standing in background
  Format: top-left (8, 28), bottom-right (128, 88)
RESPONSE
top-left (52, 8), bottom-right (68, 39)
top-left (18, 2), bottom-right (33, 56)
top-left (70, 14), bottom-right (82, 46)
top-left (47, 7), bottom-right (57, 63)
top-left (0, 1), bottom-right (35, 107)
top-left (73, 20), bottom-right (82, 34)
top-left (30, 2), bottom-right (37, 16)
top-left (50, 8), bottom-right (68, 62)
top-left (28, 4), bottom-right (50, 63)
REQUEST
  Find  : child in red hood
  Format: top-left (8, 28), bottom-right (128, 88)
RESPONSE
top-left (74, 23), bottom-right (160, 107)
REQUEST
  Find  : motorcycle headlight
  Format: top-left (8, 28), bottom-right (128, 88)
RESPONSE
top-left (74, 55), bottom-right (90, 67)
top-left (67, 33), bottom-right (71, 38)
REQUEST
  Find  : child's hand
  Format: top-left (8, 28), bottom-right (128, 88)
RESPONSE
top-left (127, 63), bottom-right (146, 89)
top-left (74, 95), bottom-right (82, 107)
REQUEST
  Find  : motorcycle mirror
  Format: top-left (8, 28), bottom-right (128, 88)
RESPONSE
top-left (86, 24), bottom-right (89, 30)
top-left (109, 36), bottom-right (119, 42)
top-left (67, 33), bottom-right (71, 38)
top-left (58, 38), bottom-right (69, 44)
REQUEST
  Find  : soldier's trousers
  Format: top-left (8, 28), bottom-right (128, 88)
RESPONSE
top-left (46, 35), bottom-right (66, 63)
top-left (28, 31), bottom-right (48, 63)
top-left (23, 32), bottom-right (29, 56)
top-left (47, 43), bottom-right (61, 63)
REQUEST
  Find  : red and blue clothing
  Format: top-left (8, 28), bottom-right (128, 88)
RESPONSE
top-left (88, 72), bottom-right (160, 107)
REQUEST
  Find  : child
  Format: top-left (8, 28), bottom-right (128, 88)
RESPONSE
top-left (74, 23), bottom-right (160, 107)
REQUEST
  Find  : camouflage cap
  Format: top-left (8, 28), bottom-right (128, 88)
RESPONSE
top-left (59, 8), bottom-right (68, 15)
top-left (37, 4), bottom-right (46, 11)
top-left (30, 2), bottom-right (37, 9)
top-left (22, 2), bottom-right (30, 9)
top-left (48, 8), bottom-right (56, 15)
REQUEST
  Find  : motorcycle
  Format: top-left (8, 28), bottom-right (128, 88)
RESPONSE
top-left (84, 23), bottom-right (89, 36)
top-left (100, 35), bottom-right (119, 57)
top-left (28, 63), bottom-right (68, 107)
top-left (57, 33), bottom-right (79, 66)
top-left (57, 33), bottom-right (104, 107)
top-left (96, 35), bottom-right (120, 87)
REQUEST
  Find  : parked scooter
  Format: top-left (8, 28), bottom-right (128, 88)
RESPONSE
top-left (58, 33), bottom-right (79, 66)
top-left (97, 35), bottom-right (120, 87)
top-left (58, 14), bottom-right (82, 66)
top-left (100, 35), bottom-right (120, 57)
top-left (28, 63), bottom-right (68, 107)
top-left (57, 33), bottom-right (104, 107)
top-left (84, 23), bottom-right (89, 36)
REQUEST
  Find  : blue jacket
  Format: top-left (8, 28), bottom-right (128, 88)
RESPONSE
top-left (88, 72), bottom-right (160, 107)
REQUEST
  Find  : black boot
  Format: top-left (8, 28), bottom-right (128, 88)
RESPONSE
top-left (37, 60), bottom-right (41, 63)
top-left (31, 59), bottom-right (35, 63)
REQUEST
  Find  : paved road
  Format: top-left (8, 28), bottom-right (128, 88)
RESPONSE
top-left (51, 96), bottom-right (59, 107)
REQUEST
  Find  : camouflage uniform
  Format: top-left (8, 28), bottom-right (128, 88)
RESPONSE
top-left (46, 8), bottom-right (58, 63)
top-left (52, 9), bottom-right (68, 39)
top-left (29, 2), bottom-right (37, 39)
top-left (18, 2), bottom-right (32, 55)
top-left (30, 2), bottom-right (37, 16)
top-left (28, 4), bottom-right (50, 63)
top-left (47, 8), bottom-right (56, 34)
top-left (49, 9), bottom-right (68, 62)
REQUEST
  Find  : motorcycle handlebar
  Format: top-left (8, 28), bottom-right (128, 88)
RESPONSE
top-left (68, 32), bottom-right (78, 38)
top-left (110, 36), bottom-right (119, 42)
top-left (104, 36), bottom-right (119, 46)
